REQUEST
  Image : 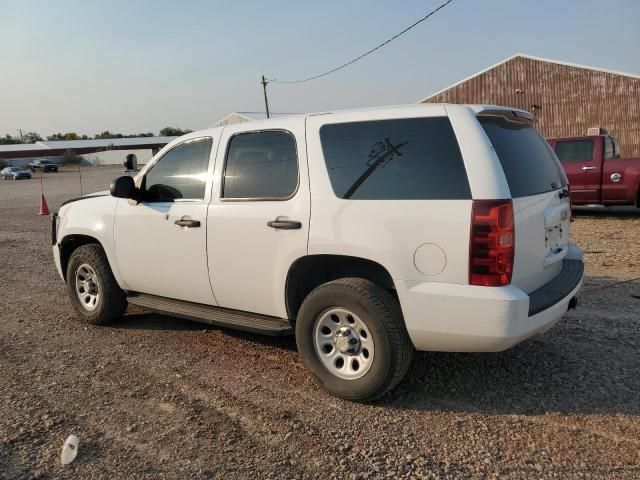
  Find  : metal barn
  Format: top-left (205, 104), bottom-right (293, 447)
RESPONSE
top-left (421, 53), bottom-right (640, 157)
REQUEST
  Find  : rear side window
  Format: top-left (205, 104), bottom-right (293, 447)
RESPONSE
top-left (479, 116), bottom-right (566, 197)
top-left (604, 136), bottom-right (621, 160)
top-left (319, 117), bottom-right (471, 200)
top-left (223, 130), bottom-right (298, 199)
top-left (555, 139), bottom-right (594, 163)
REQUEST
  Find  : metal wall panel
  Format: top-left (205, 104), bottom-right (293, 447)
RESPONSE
top-left (423, 56), bottom-right (640, 158)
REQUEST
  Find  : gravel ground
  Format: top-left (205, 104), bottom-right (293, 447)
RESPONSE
top-left (0, 166), bottom-right (639, 479)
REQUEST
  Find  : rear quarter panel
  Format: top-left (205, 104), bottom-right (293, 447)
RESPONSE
top-left (305, 105), bottom-right (507, 287)
top-left (602, 158), bottom-right (640, 205)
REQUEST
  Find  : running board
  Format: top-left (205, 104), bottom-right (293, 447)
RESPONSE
top-left (126, 293), bottom-right (293, 336)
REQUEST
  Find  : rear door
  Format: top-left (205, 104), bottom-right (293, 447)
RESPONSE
top-left (601, 136), bottom-right (631, 204)
top-left (479, 114), bottom-right (571, 294)
top-left (206, 119), bottom-right (310, 318)
top-left (553, 137), bottom-right (601, 203)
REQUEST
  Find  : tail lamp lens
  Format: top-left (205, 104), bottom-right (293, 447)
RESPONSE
top-left (469, 200), bottom-right (514, 286)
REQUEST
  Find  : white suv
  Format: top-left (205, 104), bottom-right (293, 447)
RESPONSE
top-left (52, 104), bottom-right (584, 400)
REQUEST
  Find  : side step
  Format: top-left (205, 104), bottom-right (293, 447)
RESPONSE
top-left (126, 293), bottom-right (293, 336)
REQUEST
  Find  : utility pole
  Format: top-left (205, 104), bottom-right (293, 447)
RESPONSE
top-left (17, 129), bottom-right (24, 142)
top-left (261, 75), bottom-right (271, 119)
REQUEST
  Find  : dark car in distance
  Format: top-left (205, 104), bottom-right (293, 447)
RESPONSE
top-left (29, 159), bottom-right (59, 172)
top-left (1, 167), bottom-right (32, 180)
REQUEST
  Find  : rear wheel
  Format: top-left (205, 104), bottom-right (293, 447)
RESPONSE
top-left (296, 278), bottom-right (413, 401)
top-left (66, 244), bottom-right (127, 325)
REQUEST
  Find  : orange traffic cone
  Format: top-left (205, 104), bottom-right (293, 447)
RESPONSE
top-left (38, 194), bottom-right (50, 215)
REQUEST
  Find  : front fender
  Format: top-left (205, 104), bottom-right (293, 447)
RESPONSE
top-left (56, 195), bottom-right (126, 289)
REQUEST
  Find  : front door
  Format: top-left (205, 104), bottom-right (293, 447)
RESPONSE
top-left (207, 119), bottom-right (310, 318)
top-left (114, 136), bottom-right (218, 305)
top-left (554, 138), bottom-right (601, 203)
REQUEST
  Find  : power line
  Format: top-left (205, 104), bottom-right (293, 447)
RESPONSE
top-left (269, 0), bottom-right (455, 85)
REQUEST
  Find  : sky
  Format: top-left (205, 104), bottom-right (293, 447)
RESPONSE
top-left (1, 0), bottom-right (639, 137)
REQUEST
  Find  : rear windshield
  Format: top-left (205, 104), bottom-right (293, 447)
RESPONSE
top-left (319, 117), bottom-right (471, 200)
top-left (479, 116), bottom-right (566, 197)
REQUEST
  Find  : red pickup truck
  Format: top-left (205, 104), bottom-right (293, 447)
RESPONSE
top-left (548, 134), bottom-right (640, 207)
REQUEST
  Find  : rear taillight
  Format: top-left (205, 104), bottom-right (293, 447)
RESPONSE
top-left (469, 200), bottom-right (514, 287)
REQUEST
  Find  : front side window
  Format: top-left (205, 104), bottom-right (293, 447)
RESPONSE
top-left (223, 130), bottom-right (298, 199)
top-left (319, 117), bottom-right (471, 200)
top-left (143, 137), bottom-right (212, 201)
top-left (554, 139), bottom-right (594, 163)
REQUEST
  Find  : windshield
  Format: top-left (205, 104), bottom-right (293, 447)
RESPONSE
top-left (479, 115), bottom-right (566, 197)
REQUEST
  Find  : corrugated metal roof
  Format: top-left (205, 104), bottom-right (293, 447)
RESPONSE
top-left (0, 136), bottom-right (177, 153)
top-left (0, 144), bottom-right (49, 152)
top-left (38, 136), bottom-right (177, 149)
top-left (210, 112), bottom-right (302, 128)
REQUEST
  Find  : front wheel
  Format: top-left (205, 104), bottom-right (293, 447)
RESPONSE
top-left (66, 244), bottom-right (127, 325)
top-left (296, 278), bottom-right (413, 401)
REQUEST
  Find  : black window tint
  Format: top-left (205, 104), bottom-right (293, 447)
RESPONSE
top-left (604, 137), bottom-right (614, 160)
top-left (479, 116), bottom-right (566, 197)
top-left (223, 131), bottom-right (298, 199)
top-left (554, 139), bottom-right (594, 163)
top-left (319, 117), bottom-right (470, 200)
top-left (144, 137), bottom-right (212, 201)
top-left (607, 137), bottom-right (620, 158)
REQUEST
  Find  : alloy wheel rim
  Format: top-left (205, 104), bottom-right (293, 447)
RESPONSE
top-left (75, 263), bottom-right (100, 311)
top-left (313, 307), bottom-right (375, 380)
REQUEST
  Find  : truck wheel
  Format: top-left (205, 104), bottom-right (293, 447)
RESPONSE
top-left (66, 244), bottom-right (126, 325)
top-left (296, 278), bottom-right (413, 401)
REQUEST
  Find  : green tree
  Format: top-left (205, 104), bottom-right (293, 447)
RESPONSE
top-left (63, 132), bottom-right (79, 140)
top-left (159, 127), bottom-right (192, 137)
top-left (22, 132), bottom-right (43, 143)
top-left (0, 134), bottom-right (21, 145)
top-left (47, 133), bottom-right (65, 141)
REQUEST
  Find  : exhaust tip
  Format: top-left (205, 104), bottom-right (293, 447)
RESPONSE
top-left (568, 297), bottom-right (578, 310)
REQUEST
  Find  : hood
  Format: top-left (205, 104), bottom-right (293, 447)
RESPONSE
top-left (60, 190), bottom-right (109, 207)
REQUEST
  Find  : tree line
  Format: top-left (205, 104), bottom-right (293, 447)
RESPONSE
top-left (0, 127), bottom-right (193, 145)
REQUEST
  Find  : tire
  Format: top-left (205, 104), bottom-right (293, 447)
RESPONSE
top-left (66, 244), bottom-right (127, 325)
top-left (296, 278), bottom-right (413, 401)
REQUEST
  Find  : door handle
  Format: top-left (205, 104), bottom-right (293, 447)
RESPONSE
top-left (267, 218), bottom-right (302, 230)
top-left (581, 166), bottom-right (596, 171)
top-left (175, 218), bottom-right (201, 228)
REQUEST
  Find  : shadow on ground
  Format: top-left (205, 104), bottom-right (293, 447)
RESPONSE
top-left (572, 206), bottom-right (640, 218)
top-left (109, 276), bottom-right (639, 416)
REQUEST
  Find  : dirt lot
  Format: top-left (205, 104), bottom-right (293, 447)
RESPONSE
top-left (1, 166), bottom-right (639, 479)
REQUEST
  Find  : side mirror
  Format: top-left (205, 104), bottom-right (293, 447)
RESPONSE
top-left (124, 153), bottom-right (138, 172)
top-left (110, 176), bottom-right (137, 199)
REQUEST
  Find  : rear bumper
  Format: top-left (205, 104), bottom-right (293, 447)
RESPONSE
top-left (400, 244), bottom-right (584, 352)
